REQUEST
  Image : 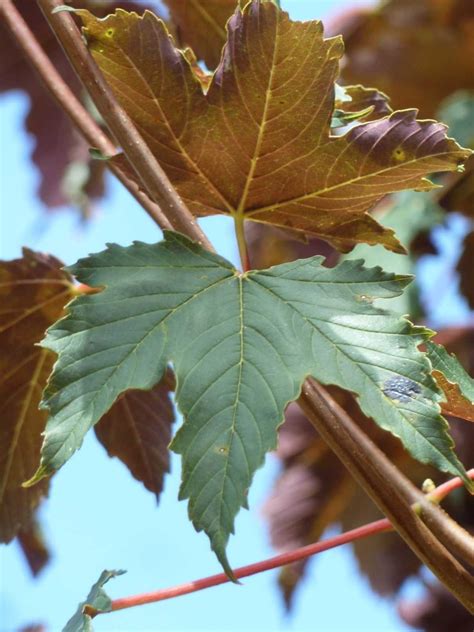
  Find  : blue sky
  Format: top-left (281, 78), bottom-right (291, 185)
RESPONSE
top-left (0, 1), bottom-right (423, 631)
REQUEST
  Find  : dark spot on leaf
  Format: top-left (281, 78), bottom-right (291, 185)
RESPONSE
top-left (383, 376), bottom-right (421, 402)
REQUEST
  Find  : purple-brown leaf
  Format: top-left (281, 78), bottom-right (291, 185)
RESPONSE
top-left (0, 250), bottom-right (73, 541)
top-left (78, 2), bottom-right (470, 252)
top-left (95, 382), bottom-right (175, 500)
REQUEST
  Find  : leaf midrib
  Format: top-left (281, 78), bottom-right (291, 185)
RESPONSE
top-left (245, 152), bottom-right (453, 217)
top-left (236, 10), bottom-right (280, 215)
top-left (215, 276), bottom-right (245, 538)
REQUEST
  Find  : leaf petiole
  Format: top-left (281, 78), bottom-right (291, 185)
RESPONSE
top-left (102, 468), bottom-right (473, 616)
top-left (234, 213), bottom-right (251, 272)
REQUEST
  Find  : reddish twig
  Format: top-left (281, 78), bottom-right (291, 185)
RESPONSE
top-left (427, 470), bottom-right (472, 503)
top-left (96, 469), bottom-right (472, 615)
top-left (110, 519), bottom-right (392, 613)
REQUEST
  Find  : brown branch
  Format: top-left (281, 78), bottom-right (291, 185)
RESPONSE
top-left (418, 502), bottom-right (474, 567)
top-left (36, 0), bottom-right (213, 250)
top-left (0, 0), bottom-right (172, 231)
top-left (298, 379), bottom-right (474, 611)
top-left (31, 0), bottom-right (474, 612)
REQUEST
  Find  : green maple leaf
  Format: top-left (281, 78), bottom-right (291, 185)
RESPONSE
top-left (28, 232), bottom-right (470, 574)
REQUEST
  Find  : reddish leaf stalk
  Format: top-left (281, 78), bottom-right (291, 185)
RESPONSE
top-left (109, 519), bottom-right (392, 614)
top-left (102, 470), bottom-right (473, 615)
top-left (427, 469), bottom-right (473, 503)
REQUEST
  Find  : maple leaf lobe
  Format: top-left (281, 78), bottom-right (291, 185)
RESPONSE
top-left (76, 2), bottom-right (470, 253)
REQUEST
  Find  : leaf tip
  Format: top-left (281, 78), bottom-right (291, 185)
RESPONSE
top-left (22, 466), bottom-right (50, 488)
top-left (214, 544), bottom-right (238, 583)
top-left (393, 273), bottom-right (414, 286)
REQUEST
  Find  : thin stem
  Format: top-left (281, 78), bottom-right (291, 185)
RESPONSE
top-left (0, 0), bottom-right (171, 231)
top-left (109, 519), bottom-right (392, 614)
top-left (94, 469), bottom-right (473, 615)
top-left (427, 470), bottom-right (471, 503)
top-left (234, 214), bottom-right (251, 272)
top-left (36, 0), bottom-right (213, 250)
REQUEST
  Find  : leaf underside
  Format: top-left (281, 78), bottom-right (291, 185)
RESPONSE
top-left (94, 382), bottom-right (175, 498)
top-left (33, 232), bottom-right (469, 574)
top-left (77, 2), bottom-right (470, 252)
top-left (0, 249), bottom-right (73, 542)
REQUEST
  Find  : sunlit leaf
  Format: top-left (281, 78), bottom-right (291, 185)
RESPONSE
top-left (29, 232), bottom-right (470, 574)
top-left (0, 250), bottom-right (73, 542)
top-left (76, 2), bottom-right (470, 252)
top-left (95, 381), bottom-right (175, 499)
top-left (426, 341), bottom-right (474, 422)
top-left (63, 569), bottom-right (125, 632)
